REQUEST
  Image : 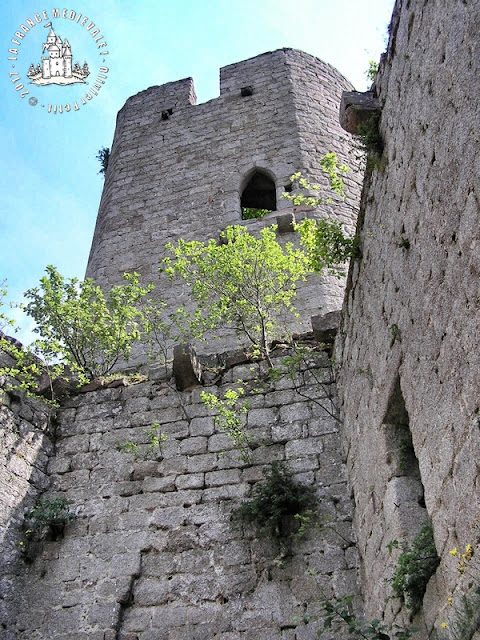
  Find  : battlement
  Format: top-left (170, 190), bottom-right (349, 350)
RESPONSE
top-left (119, 76), bottom-right (197, 116)
top-left (219, 48), bottom-right (293, 96)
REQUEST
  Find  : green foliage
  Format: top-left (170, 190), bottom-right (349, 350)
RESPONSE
top-left (0, 281), bottom-right (60, 402)
top-left (0, 279), bottom-right (13, 333)
top-left (0, 334), bottom-right (54, 399)
top-left (281, 154), bottom-right (356, 275)
top-left (115, 439), bottom-right (140, 458)
top-left (293, 508), bottom-right (320, 539)
top-left (270, 345), bottom-right (340, 422)
top-left (387, 539), bottom-right (399, 554)
top-left (305, 594), bottom-right (419, 639)
top-left (399, 237), bottom-right (411, 250)
top-left (96, 146), bottom-right (110, 177)
top-left (389, 324), bottom-right (401, 345)
top-left (142, 299), bottom-right (203, 372)
top-left (22, 266), bottom-right (153, 383)
top-left (282, 153), bottom-right (349, 208)
top-left (366, 60), bottom-right (379, 83)
top-left (115, 423), bottom-right (168, 460)
top-left (389, 524), bottom-right (440, 613)
top-left (26, 497), bottom-right (76, 531)
top-left (20, 497), bottom-right (76, 562)
top-left (441, 525), bottom-right (480, 638)
top-left (201, 387), bottom-right (252, 462)
top-left (242, 207), bottom-right (271, 220)
top-left (443, 587), bottom-right (480, 640)
top-left (162, 225), bottom-right (310, 365)
top-left (143, 424), bottom-right (169, 450)
top-left (295, 218), bottom-right (357, 277)
top-left (356, 115), bottom-right (384, 156)
top-left (236, 461), bottom-right (317, 539)
top-left (100, 371), bottom-right (147, 385)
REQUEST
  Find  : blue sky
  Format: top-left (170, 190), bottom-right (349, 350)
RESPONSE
top-left (0, 0), bottom-right (394, 333)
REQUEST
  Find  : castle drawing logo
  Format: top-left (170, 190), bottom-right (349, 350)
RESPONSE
top-left (6, 9), bottom-right (110, 115)
top-left (27, 24), bottom-right (89, 86)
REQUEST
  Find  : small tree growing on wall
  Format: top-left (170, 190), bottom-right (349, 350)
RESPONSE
top-left (96, 147), bottom-right (110, 178)
top-left (162, 225), bottom-right (311, 367)
top-left (20, 266), bottom-right (153, 384)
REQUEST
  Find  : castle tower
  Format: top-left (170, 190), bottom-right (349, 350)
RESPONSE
top-left (63, 39), bottom-right (72, 77)
top-left (41, 57), bottom-right (51, 79)
top-left (86, 49), bottom-right (363, 355)
top-left (46, 27), bottom-right (56, 45)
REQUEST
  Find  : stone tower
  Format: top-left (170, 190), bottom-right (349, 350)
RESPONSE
top-left (86, 48), bottom-right (363, 354)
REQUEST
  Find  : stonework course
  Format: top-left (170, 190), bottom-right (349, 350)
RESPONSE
top-left (1, 352), bottom-right (359, 639)
top-left (0, 359), bottom-right (54, 637)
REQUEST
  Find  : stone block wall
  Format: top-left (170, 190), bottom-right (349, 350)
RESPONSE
top-left (0, 372), bottom-right (53, 635)
top-left (86, 49), bottom-right (363, 356)
top-left (3, 351), bottom-right (361, 639)
top-left (336, 0), bottom-right (480, 636)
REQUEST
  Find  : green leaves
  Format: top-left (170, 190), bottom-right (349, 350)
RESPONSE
top-left (96, 146), bottom-right (110, 177)
top-left (22, 266), bottom-right (153, 383)
top-left (313, 594), bottom-right (419, 638)
top-left (115, 423), bottom-right (169, 461)
top-left (389, 524), bottom-right (440, 612)
top-left (0, 280), bottom-right (56, 399)
top-left (295, 218), bottom-right (357, 277)
top-left (236, 461), bottom-right (318, 539)
top-left (201, 387), bottom-right (252, 462)
top-left (242, 207), bottom-right (271, 219)
top-left (366, 60), bottom-right (379, 83)
top-left (280, 153), bottom-right (356, 276)
top-left (282, 153), bottom-right (349, 207)
top-left (2, 151), bottom-right (358, 396)
top-left (26, 497), bottom-right (76, 531)
top-left (163, 225), bottom-right (311, 364)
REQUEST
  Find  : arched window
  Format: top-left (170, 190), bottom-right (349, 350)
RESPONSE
top-left (241, 169), bottom-right (276, 219)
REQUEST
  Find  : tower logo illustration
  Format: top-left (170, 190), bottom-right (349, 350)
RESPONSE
top-left (27, 23), bottom-right (89, 86)
top-left (6, 10), bottom-right (110, 115)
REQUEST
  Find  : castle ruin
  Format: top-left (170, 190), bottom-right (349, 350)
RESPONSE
top-left (2, 1), bottom-right (480, 638)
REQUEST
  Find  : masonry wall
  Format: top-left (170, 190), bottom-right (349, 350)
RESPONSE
top-left (336, 0), bottom-right (480, 636)
top-left (0, 359), bottom-right (53, 635)
top-left (86, 49), bottom-right (363, 353)
top-left (3, 352), bottom-right (360, 640)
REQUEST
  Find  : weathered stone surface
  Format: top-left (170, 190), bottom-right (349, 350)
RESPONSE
top-left (1, 351), bottom-right (357, 639)
top-left (86, 49), bottom-right (363, 362)
top-left (78, 379), bottom-right (107, 393)
top-left (276, 212), bottom-right (295, 233)
top-left (336, 0), bottom-right (480, 634)
top-left (107, 377), bottom-right (130, 388)
top-left (0, 386), bottom-right (54, 637)
top-left (6, 9), bottom-right (477, 635)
